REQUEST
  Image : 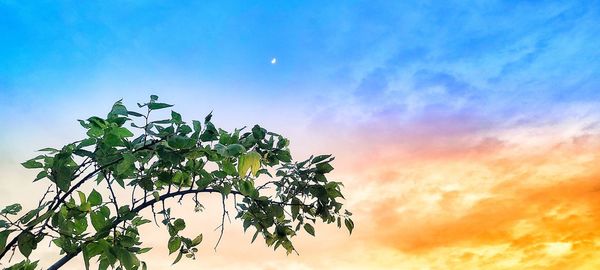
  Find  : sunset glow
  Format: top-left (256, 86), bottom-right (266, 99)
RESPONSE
top-left (1, 1), bottom-right (599, 269)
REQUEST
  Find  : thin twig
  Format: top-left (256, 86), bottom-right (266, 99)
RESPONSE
top-left (214, 194), bottom-right (227, 251)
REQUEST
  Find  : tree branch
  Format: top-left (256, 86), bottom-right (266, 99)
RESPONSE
top-left (46, 186), bottom-right (317, 270)
top-left (47, 188), bottom-right (222, 270)
top-left (0, 140), bottom-right (161, 261)
top-left (214, 194), bottom-right (227, 251)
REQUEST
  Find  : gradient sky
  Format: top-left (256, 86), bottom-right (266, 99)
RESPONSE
top-left (1, 1), bottom-right (600, 269)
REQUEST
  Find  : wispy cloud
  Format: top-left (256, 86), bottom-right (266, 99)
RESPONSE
top-left (1, 1), bottom-right (600, 269)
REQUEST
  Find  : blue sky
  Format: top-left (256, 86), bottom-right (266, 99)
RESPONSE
top-left (0, 0), bottom-right (599, 145)
top-left (0, 1), bottom-right (596, 163)
top-left (2, 1), bottom-right (598, 108)
top-left (2, 2), bottom-right (600, 269)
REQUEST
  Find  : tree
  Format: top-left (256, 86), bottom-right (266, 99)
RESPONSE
top-left (0, 96), bottom-right (353, 270)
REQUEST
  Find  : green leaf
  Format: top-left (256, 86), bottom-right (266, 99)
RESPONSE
top-left (240, 134), bottom-right (257, 148)
top-left (100, 205), bottom-right (111, 217)
top-left (272, 205), bottom-right (284, 220)
top-left (19, 206), bottom-right (44, 224)
top-left (83, 242), bottom-right (104, 270)
top-left (238, 151), bottom-right (261, 177)
top-left (0, 230), bottom-right (14, 253)
top-left (26, 210), bottom-right (53, 227)
top-left (150, 95), bottom-right (159, 101)
top-left (191, 233), bottom-right (203, 246)
top-left (344, 218), bottom-right (354, 235)
top-left (276, 150), bottom-right (292, 162)
top-left (304, 223), bottom-right (315, 236)
top-left (104, 133), bottom-right (122, 147)
top-left (17, 232), bottom-right (35, 257)
top-left (213, 143), bottom-right (227, 157)
top-left (168, 237), bottom-right (181, 254)
top-left (114, 176), bottom-right (125, 188)
top-left (173, 218), bottom-right (186, 232)
top-left (138, 247), bottom-right (152, 254)
top-left (78, 119), bottom-right (88, 128)
top-left (98, 259), bottom-right (110, 270)
top-left (171, 171), bottom-right (190, 185)
top-left (172, 251), bottom-right (183, 265)
top-left (199, 122), bottom-right (218, 141)
top-left (179, 124), bottom-right (192, 135)
top-left (171, 111), bottom-right (182, 124)
top-left (152, 191), bottom-right (160, 202)
top-left (4, 259), bottom-right (38, 270)
top-left (192, 120), bottom-right (201, 132)
top-left (117, 247), bottom-right (139, 270)
top-left (221, 159), bottom-right (237, 176)
top-left (109, 100), bottom-right (128, 116)
top-left (88, 116), bottom-right (108, 129)
top-left (152, 119), bottom-right (172, 124)
top-left (277, 137), bottom-right (289, 148)
top-left (1, 204), bottom-right (22, 215)
top-left (238, 180), bottom-right (255, 196)
top-left (77, 191), bottom-right (87, 204)
top-left (116, 154), bottom-right (134, 175)
top-left (316, 162), bottom-right (334, 173)
top-left (87, 126), bottom-right (104, 138)
top-left (80, 203), bottom-right (92, 213)
top-left (88, 189), bottom-right (103, 206)
top-left (148, 102), bottom-right (173, 110)
top-left (127, 111), bottom-right (144, 117)
top-left (291, 198), bottom-right (300, 220)
top-left (204, 111), bottom-right (213, 123)
top-left (118, 206), bottom-right (132, 217)
top-left (195, 173), bottom-right (212, 190)
top-left (167, 135), bottom-right (195, 149)
top-left (114, 127), bottom-right (134, 138)
top-left (312, 154), bottom-right (332, 164)
top-left (21, 160), bottom-right (43, 169)
top-left (77, 138), bottom-right (97, 149)
top-left (218, 129), bottom-right (233, 145)
top-left (251, 230), bottom-right (260, 243)
top-left (217, 182), bottom-right (232, 196)
top-left (74, 216), bottom-right (88, 233)
top-left (38, 147), bottom-right (59, 153)
top-left (242, 218), bottom-right (252, 232)
top-left (251, 125), bottom-right (265, 140)
top-left (210, 169), bottom-right (226, 178)
top-left (33, 171), bottom-right (48, 182)
top-left (53, 153), bottom-right (76, 192)
top-left (282, 239), bottom-right (294, 255)
top-left (73, 149), bottom-right (94, 159)
top-left (90, 211), bottom-right (107, 232)
top-left (226, 144), bottom-right (246, 156)
top-left (132, 216), bottom-right (151, 226)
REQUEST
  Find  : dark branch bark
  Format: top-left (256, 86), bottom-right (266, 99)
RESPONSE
top-left (0, 141), bottom-right (161, 261)
top-left (47, 188), bottom-right (226, 270)
top-left (214, 194), bottom-right (227, 251)
top-left (46, 187), bottom-right (313, 269)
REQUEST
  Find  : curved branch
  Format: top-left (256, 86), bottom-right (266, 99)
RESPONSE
top-left (214, 194), bottom-right (227, 251)
top-left (46, 187), bottom-right (315, 270)
top-left (0, 140), bottom-right (161, 261)
top-left (47, 188), bottom-right (225, 270)
top-left (0, 162), bottom-right (111, 260)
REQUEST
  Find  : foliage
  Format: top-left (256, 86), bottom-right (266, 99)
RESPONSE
top-left (0, 96), bottom-right (353, 270)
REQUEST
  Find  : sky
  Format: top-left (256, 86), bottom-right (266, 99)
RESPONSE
top-left (1, 1), bottom-right (600, 269)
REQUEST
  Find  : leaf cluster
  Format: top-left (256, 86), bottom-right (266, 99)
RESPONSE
top-left (0, 96), bottom-right (353, 269)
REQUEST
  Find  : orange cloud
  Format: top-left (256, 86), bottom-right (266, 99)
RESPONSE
top-left (342, 131), bottom-right (600, 269)
top-left (372, 174), bottom-right (600, 250)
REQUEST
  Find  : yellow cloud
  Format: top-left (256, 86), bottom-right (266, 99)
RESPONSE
top-left (346, 133), bottom-right (600, 269)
